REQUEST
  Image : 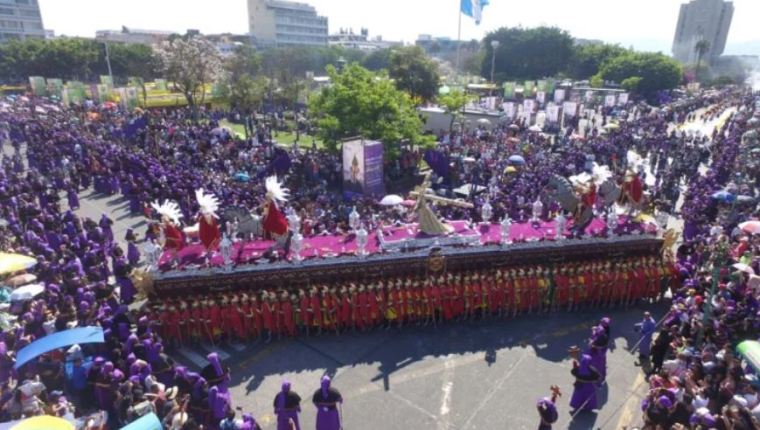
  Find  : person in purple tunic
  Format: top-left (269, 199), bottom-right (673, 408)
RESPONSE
top-left (536, 385), bottom-right (561, 430)
top-left (273, 380), bottom-right (301, 430)
top-left (66, 186), bottom-right (79, 210)
top-left (312, 375), bottom-right (342, 430)
top-left (568, 346), bottom-right (599, 413)
top-left (125, 229), bottom-right (140, 266)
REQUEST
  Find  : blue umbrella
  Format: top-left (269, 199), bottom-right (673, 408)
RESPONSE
top-left (508, 155), bottom-right (526, 165)
top-left (711, 190), bottom-right (735, 202)
top-left (233, 172), bottom-right (250, 183)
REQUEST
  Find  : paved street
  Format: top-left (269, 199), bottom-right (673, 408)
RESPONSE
top-left (59, 174), bottom-right (663, 429)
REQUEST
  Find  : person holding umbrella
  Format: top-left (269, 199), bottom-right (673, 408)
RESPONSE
top-left (312, 375), bottom-right (343, 430)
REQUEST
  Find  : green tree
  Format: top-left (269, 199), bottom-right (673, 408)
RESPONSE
top-left (362, 48), bottom-right (392, 71)
top-left (388, 46), bottom-right (440, 103)
top-left (482, 26), bottom-right (574, 81)
top-left (437, 90), bottom-right (472, 132)
top-left (568, 43), bottom-right (629, 79)
top-left (621, 76), bottom-right (643, 92)
top-left (155, 36), bottom-right (223, 119)
top-left (309, 63), bottom-right (425, 160)
top-left (598, 52), bottom-right (682, 98)
top-left (694, 39), bottom-right (711, 80)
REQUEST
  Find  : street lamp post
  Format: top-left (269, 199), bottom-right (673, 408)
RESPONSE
top-left (103, 41), bottom-right (114, 85)
top-left (490, 40), bottom-right (500, 96)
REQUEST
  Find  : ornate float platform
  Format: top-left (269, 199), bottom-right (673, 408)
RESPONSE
top-left (150, 217), bottom-right (662, 297)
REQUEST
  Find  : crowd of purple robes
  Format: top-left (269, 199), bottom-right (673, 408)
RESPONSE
top-left (0, 83), bottom-right (757, 430)
top-left (635, 91), bottom-right (760, 428)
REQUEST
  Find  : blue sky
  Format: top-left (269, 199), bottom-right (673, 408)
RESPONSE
top-left (39, 0), bottom-right (760, 55)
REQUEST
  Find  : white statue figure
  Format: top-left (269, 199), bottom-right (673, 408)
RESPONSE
top-left (481, 199), bottom-right (493, 225)
top-left (349, 206), bottom-right (360, 231)
top-left (501, 216), bottom-right (512, 245)
top-left (607, 210), bottom-right (618, 236)
top-left (356, 224), bottom-right (369, 257)
top-left (555, 213), bottom-right (566, 240)
top-left (220, 234), bottom-right (232, 267)
top-left (532, 198), bottom-right (544, 222)
top-left (290, 232), bottom-right (303, 263)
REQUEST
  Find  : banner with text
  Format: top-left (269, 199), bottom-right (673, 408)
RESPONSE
top-left (554, 89), bottom-right (566, 104)
top-left (343, 139), bottom-right (384, 198)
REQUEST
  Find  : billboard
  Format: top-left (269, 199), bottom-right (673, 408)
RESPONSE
top-left (554, 89), bottom-right (565, 104)
top-left (503, 82), bottom-right (516, 99)
top-left (343, 139), bottom-right (384, 197)
top-left (29, 77), bottom-right (46, 96)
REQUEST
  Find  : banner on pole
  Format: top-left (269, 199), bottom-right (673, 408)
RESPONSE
top-left (343, 139), bottom-right (384, 198)
top-left (562, 101), bottom-right (577, 118)
top-left (554, 89), bottom-right (565, 104)
top-left (536, 91), bottom-right (546, 104)
top-left (29, 77), bottom-right (47, 96)
top-left (536, 80), bottom-right (547, 92)
top-left (618, 93), bottom-right (629, 105)
top-left (546, 104), bottom-right (560, 122)
top-left (503, 82), bottom-right (516, 99)
top-left (584, 90), bottom-right (595, 102)
top-left (523, 80), bottom-right (535, 95)
top-left (502, 102), bottom-right (515, 119)
top-left (523, 99), bottom-right (535, 114)
top-left (100, 75), bottom-right (114, 88)
top-left (46, 79), bottom-right (63, 98)
top-left (604, 94), bottom-right (616, 107)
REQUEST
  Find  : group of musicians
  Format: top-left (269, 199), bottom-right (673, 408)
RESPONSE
top-left (147, 255), bottom-right (676, 345)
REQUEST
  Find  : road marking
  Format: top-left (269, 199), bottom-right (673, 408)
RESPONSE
top-left (460, 352), bottom-right (527, 430)
top-left (613, 372), bottom-right (647, 430)
top-left (437, 355), bottom-right (455, 430)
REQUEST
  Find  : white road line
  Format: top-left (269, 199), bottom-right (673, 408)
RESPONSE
top-left (460, 352), bottom-right (528, 430)
top-left (437, 355), bottom-right (455, 430)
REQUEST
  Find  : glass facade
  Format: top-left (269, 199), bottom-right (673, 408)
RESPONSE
top-left (0, 0), bottom-right (45, 42)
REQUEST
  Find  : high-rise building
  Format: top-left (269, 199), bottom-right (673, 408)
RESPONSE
top-left (0, 0), bottom-right (45, 42)
top-left (248, 0), bottom-right (328, 47)
top-left (672, 0), bottom-right (734, 64)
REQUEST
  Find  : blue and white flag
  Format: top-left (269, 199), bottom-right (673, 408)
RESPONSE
top-left (461, 0), bottom-right (489, 25)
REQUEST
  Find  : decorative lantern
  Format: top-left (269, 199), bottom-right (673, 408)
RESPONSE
top-left (607, 210), bottom-right (618, 236)
top-left (349, 206), bottom-right (360, 231)
top-left (500, 216), bottom-right (512, 245)
top-left (356, 225), bottom-right (368, 257)
top-left (291, 233), bottom-right (303, 263)
top-left (554, 213), bottom-right (566, 240)
top-left (481, 199), bottom-right (493, 224)
top-left (531, 198), bottom-right (543, 222)
top-left (287, 209), bottom-right (301, 234)
top-left (220, 234), bottom-right (232, 267)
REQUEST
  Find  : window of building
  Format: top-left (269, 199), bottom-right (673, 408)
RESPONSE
top-left (0, 20), bottom-right (21, 29)
top-left (20, 9), bottom-right (38, 17)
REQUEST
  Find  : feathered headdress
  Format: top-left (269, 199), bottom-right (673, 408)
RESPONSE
top-left (265, 176), bottom-right (289, 203)
top-left (195, 189), bottom-right (220, 218)
top-left (591, 163), bottom-right (613, 186)
top-left (151, 200), bottom-right (183, 225)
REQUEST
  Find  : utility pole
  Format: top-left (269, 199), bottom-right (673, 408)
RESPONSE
top-left (104, 41), bottom-right (114, 84)
top-left (490, 40), bottom-right (500, 97)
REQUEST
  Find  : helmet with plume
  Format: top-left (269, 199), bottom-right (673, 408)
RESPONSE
top-left (265, 176), bottom-right (289, 204)
top-left (195, 189), bottom-right (220, 218)
top-left (151, 200), bottom-right (183, 225)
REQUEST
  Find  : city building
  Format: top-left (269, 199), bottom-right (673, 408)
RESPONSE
top-left (248, 0), bottom-right (328, 47)
top-left (328, 28), bottom-right (402, 51)
top-left (0, 0), bottom-right (45, 42)
top-left (95, 27), bottom-right (174, 45)
top-left (672, 0), bottom-right (734, 64)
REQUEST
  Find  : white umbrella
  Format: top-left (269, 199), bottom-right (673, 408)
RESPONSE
top-left (477, 118), bottom-right (491, 125)
top-left (10, 283), bottom-right (44, 302)
top-left (379, 195), bottom-right (404, 206)
top-left (732, 263), bottom-right (755, 275)
top-left (6, 273), bottom-right (36, 287)
top-left (738, 221), bottom-right (760, 235)
top-left (528, 125), bottom-right (542, 132)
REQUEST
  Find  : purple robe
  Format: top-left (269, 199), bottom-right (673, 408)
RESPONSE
top-left (67, 188), bottom-right (80, 210)
top-left (274, 382), bottom-right (301, 430)
top-left (127, 242), bottom-right (140, 266)
top-left (569, 354), bottom-right (598, 411)
top-left (313, 376), bottom-right (341, 430)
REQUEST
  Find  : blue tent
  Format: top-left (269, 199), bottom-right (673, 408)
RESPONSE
top-left (120, 413), bottom-right (161, 430)
top-left (15, 327), bottom-right (104, 369)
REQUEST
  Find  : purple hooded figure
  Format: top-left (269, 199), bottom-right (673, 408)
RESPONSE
top-left (125, 229), bottom-right (140, 266)
top-left (312, 375), bottom-right (342, 430)
top-left (208, 385), bottom-right (231, 422)
top-left (203, 352), bottom-right (230, 393)
top-left (273, 380), bottom-right (301, 430)
top-left (66, 187), bottom-right (79, 210)
top-left (536, 396), bottom-right (559, 430)
top-left (240, 413), bottom-right (260, 430)
top-left (588, 323), bottom-right (609, 385)
top-left (569, 350), bottom-right (599, 412)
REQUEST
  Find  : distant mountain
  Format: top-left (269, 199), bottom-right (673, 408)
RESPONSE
top-left (724, 40), bottom-right (760, 56)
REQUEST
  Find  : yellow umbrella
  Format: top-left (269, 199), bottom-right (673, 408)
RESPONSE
top-left (504, 166), bottom-right (518, 174)
top-left (634, 213), bottom-right (656, 224)
top-left (0, 253), bottom-right (37, 275)
top-left (10, 415), bottom-right (74, 430)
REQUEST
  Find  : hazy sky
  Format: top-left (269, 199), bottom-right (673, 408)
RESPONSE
top-left (38, 0), bottom-right (760, 54)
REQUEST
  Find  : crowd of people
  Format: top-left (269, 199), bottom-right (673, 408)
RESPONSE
top-left (146, 256), bottom-right (671, 345)
top-left (0, 82), bottom-right (756, 430)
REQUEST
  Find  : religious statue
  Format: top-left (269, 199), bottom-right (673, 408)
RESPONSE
top-left (261, 176), bottom-right (291, 252)
top-left (195, 189), bottom-right (221, 260)
top-left (220, 234), bottom-right (232, 267)
top-left (150, 200), bottom-right (185, 265)
top-left (409, 173), bottom-right (474, 236)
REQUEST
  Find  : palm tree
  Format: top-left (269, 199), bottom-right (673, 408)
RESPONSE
top-left (694, 39), bottom-right (711, 79)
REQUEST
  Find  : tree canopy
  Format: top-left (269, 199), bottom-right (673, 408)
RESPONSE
top-left (597, 52), bottom-right (683, 98)
top-left (482, 26), bottom-right (574, 81)
top-left (154, 36), bottom-right (224, 112)
top-left (568, 43), bottom-right (629, 80)
top-left (308, 63), bottom-right (425, 160)
top-left (388, 46), bottom-right (441, 103)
